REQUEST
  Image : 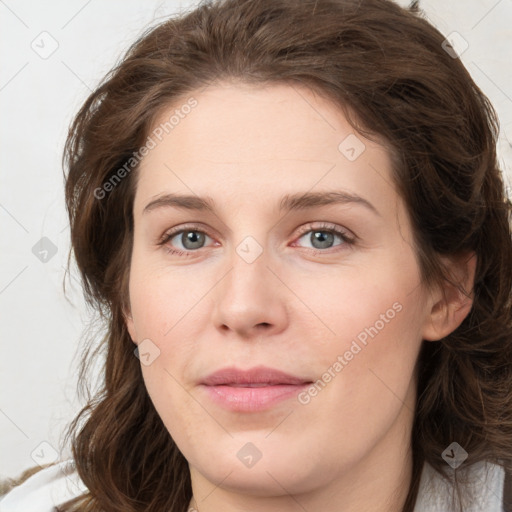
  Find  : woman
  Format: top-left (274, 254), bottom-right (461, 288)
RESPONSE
top-left (2, 0), bottom-right (511, 511)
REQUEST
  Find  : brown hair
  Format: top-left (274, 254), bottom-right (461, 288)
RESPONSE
top-left (12, 0), bottom-right (512, 510)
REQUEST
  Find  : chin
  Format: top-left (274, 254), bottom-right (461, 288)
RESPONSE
top-left (190, 446), bottom-right (326, 497)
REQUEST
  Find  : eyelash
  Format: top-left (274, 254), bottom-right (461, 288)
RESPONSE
top-left (157, 222), bottom-right (355, 257)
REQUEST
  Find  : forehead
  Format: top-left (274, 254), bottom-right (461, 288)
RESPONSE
top-left (146, 81), bottom-right (374, 161)
top-left (134, 81), bottom-right (400, 219)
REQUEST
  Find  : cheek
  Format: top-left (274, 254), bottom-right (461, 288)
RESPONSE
top-left (128, 257), bottom-right (213, 431)
top-left (127, 251), bottom-right (210, 340)
top-left (285, 249), bottom-right (425, 353)
top-left (290, 288), bottom-right (424, 474)
top-left (293, 250), bottom-right (426, 412)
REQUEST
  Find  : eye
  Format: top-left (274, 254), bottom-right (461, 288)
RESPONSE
top-left (293, 223), bottom-right (354, 251)
top-left (158, 227), bottom-right (215, 255)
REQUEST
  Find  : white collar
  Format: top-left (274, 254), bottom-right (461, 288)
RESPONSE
top-left (413, 459), bottom-right (505, 511)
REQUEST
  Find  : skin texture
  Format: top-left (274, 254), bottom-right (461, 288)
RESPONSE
top-left (125, 82), bottom-right (475, 512)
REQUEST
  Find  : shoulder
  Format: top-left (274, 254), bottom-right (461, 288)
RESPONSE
top-left (0, 460), bottom-right (87, 512)
top-left (414, 459), bottom-right (508, 512)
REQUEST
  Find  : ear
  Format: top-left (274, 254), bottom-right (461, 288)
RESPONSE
top-left (422, 251), bottom-right (477, 341)
top-left (123, 303), bottom-right (138, 345)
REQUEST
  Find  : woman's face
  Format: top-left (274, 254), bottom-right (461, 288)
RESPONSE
top-left (125, 82), bottom-right (440, 502)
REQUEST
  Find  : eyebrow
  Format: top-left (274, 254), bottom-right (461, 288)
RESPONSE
top-left (142, 191), bottom-right (380, 216)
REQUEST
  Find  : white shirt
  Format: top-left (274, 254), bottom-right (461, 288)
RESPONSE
top-left (0, 459), bottom-right (506, 511)
top-left (0, 460), bottom-right (86, 512)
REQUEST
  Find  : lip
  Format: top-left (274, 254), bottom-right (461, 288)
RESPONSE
top-left (199, 366), bottom-right (312, 412)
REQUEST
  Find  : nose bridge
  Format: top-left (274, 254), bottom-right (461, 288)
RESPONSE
top-left (211, 231), bottom-right (288, 337)
top-left (224, 233), bottom-right (272, 303)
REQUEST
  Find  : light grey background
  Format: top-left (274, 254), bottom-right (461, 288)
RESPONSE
top-left (1, 0), bottom-right (511, 480)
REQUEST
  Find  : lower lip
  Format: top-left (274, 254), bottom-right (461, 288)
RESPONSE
top-left (200, 383), bottom-right (310, 412)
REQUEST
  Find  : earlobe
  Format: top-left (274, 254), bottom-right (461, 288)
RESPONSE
top-left (422, 252), bottom-right (477, 342)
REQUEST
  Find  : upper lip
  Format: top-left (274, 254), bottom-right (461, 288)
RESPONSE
top-left (201, 366), bottom-right (312, 386)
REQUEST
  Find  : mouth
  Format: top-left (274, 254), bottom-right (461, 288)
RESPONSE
top-left (201, 365), bottom-right (312, 386)
top-left (199, 365), bottom-right (313, 412)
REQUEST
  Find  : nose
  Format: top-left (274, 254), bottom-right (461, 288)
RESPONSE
top-left (211, 243), bottom-right (289, 340)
